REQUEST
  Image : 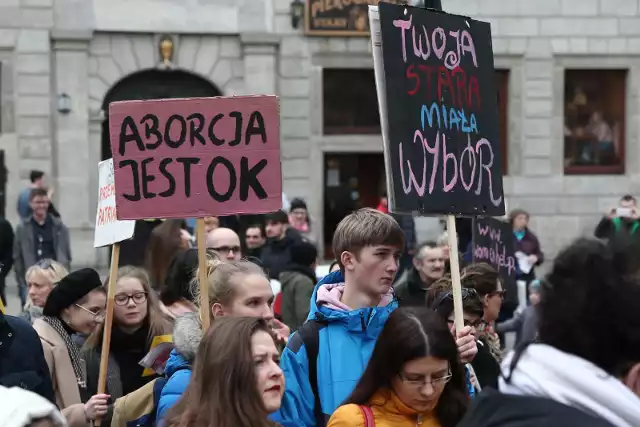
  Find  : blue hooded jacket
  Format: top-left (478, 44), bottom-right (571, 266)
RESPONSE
top-left (156, 313), bottom-right (201, 424)
top-left (271, 270), bottom-right (398, 427)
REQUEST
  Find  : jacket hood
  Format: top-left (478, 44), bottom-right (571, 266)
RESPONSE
top-left (459, 389), bottom-right (616, 427)
top-left (307, 270), bottom-right (397, 336)
top-left (164, 312), bottom-right (202, 376)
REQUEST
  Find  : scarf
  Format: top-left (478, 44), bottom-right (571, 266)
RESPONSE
top-left (476, 319), bottom-right (503, 363)
top-left (500, 344), bottom-right (640, 427)
top-left (43, 316), bottom-right (86, 388)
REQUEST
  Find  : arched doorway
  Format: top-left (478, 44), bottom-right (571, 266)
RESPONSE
top-left (101, 68), bottom-right (222, 160)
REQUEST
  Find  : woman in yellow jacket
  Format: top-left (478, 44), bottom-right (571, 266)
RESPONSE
top-left (327, 307), bottom-right (469, 427)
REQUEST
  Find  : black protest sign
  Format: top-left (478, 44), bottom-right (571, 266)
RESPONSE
top-left (472, 217), bottom-right (516, 295)
top-left (378, 2), bottom-right (504, 216)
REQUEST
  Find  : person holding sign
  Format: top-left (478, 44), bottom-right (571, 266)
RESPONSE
top-left (32, 268), bottom-right (110, 427)
top-left (82, 267), bottom-right (173, 426)
top-left (273, 209), bottom-right (477, 427)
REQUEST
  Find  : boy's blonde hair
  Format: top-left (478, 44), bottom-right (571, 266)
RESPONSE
top-left (332, 208), bottom-right (405, 269)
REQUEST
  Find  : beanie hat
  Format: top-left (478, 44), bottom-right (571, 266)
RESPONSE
top-left (0, 385), bottom-right (67, 427)
top-left (289, 198), bottom-right (307, 212)
top-left (43, 268), bottom-right (103, 316)
top-left (290, 241), bottom-right (318, 267)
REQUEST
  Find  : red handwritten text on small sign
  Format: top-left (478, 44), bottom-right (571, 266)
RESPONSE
top-left (108, 96), bottom-right (282, 220)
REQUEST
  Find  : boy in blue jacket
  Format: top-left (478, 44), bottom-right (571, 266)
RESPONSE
top-left (272, 208), bottom-right (477, 426)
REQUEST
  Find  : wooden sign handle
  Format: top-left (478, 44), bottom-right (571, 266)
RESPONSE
top-left (94, 243), bottom-right (120, 426)
top-left (196, 218), bottom-right (211, 331)
top-left (446, 215), bottom-right (465, 333)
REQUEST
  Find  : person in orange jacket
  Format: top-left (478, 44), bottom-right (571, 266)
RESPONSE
top-left (328, 307), bottom-right (469, 427)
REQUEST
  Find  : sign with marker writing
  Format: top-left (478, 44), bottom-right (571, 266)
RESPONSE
top-left (472, 217), bottom-right (516, 294)
top-left (377, 3), bottom-right (504, 216)
top-left (108, 95), bottom-right (282, 220)
top-left (94, 158), bottom-right (135, 248)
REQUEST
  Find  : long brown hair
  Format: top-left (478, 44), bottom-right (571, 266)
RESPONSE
top-left (146, 219), bottom-right (186, 290)
top-left (84, 266), bottom-right (173, 349)
top-left (345, 307), bottom-right (468, 427)
top-left (165, 317), bottom-right (279, 427)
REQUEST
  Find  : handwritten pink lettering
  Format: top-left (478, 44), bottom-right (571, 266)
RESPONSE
top-left (473, 242), bottom-right (516, 276)
top-left (398, 131), bottom-right (502, 206)
top-left (393, 13), bottom-right (478, 70)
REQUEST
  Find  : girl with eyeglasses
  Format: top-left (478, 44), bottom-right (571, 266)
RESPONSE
top-left (32, 268), bottom-right (110, 427)
top-left (82, 266), bottom-right (173, 425)
top-left (327, 307), bottom-right (469, 427)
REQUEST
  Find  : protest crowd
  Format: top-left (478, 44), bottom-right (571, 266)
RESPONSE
top-left (2, 3), bottom-right (640, 427)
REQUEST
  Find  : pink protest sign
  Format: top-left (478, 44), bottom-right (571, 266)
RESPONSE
top-left (108, 95), bottom-right (282, 220)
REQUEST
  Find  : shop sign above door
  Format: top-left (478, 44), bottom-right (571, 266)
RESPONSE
top-left (305, 0), bottom-right (406, 36)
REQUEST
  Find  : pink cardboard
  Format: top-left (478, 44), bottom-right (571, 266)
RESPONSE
top-left (108, 95), bottom-right (282, 220)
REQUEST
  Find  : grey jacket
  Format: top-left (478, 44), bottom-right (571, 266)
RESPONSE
top-left (496, 305), bottom-right (538, 345)
top-left (13, 215), bottom-right (71, 285)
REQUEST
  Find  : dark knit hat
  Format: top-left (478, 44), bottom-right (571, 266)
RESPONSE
top-left (289, 198), bottom-right (307, 212)
top-left (290, 241), bottom-right (318, 267)
top-left (43, 268), bottom-right (103, 316)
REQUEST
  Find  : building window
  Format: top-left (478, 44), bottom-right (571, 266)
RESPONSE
top-left (496, 69), bottom-right (509, 175)
top-left (564, 69), bottom-right (626, 174)
top-left (323, 69), bottom-right (380, 135)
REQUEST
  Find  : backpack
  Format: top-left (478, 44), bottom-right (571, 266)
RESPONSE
top-left (111, 367), bottom-right (187, 427)
top-left (295, 319), bottom-right (328, 427)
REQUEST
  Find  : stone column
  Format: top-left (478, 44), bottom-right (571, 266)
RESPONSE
top-left (52, 30), bottom-right (96, 267)
top-left (240, 33), bottom-right (280, 95)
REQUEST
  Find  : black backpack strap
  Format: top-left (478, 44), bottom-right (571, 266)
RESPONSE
top-left (290, 319), bottom-right (328, 427)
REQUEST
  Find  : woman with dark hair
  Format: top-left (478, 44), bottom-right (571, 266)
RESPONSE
top-left (159, 249), bottom-right (208, 318)
top-left (327, 307), bottom-right (468, 427)
top-left (165, 317), bottom-right (284, 427)
top-left (430, 282), bottom-right (493, 391)
top-left (509, 209), bottom-right (543, 286)
top-left (459, 263), bottom-right (504, 388)
top-left (459, 236), bottom-right (640, 427)
top-left (145, 220), bottom-right (192, 292)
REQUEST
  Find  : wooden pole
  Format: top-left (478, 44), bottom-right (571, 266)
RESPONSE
top-left (446, 215), bottom-right (465, 332)
top-left (196, 218), bottom-right (211, 331)
top-left (94, 243), bottom-right (120, 426)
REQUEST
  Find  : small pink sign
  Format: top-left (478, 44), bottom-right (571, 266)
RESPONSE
top-left (108, 95), bottom-right (282, 220)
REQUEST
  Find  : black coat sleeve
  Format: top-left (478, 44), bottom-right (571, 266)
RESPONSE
top-left (0, 218), bottom-right (13, 277)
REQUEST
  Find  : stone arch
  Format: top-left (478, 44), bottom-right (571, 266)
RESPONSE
top-left (100, 68), bottom-right (223, 160)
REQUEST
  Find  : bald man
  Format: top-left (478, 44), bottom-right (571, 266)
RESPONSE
top-left (205, 227), bottom-right (242, 261)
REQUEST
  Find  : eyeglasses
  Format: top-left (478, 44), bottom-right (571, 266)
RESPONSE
top-left (75, 303), bottom-right (106, 321)
top-left (398, 369), bottom-right (452, 388)
top-left (447, 317), bottom-right (483, 328)
top-left (212, 245), bottom-right (241, 254)
top-left (114, 292), bottom-right (148, 306)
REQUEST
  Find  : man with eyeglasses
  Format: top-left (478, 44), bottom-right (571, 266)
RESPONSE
top-left (205, 227), bottom-right (242, 262)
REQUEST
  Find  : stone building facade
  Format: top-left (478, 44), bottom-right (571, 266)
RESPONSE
top-left (0, 0), bottom-right (638, 267)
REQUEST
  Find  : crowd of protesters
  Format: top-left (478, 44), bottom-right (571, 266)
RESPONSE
top-left (1, 176), bottom-right (640, 426)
